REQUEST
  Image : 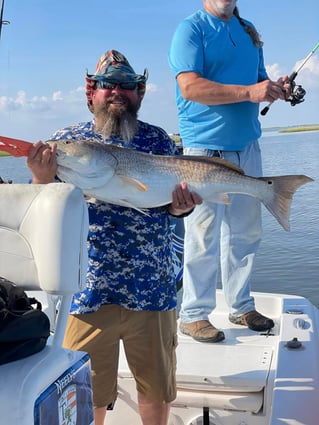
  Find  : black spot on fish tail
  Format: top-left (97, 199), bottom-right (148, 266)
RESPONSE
top-left (259, 175), bottom-right (314, 231)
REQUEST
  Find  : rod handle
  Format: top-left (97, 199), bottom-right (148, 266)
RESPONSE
top-left (260, 105), bottom-right (270, 116)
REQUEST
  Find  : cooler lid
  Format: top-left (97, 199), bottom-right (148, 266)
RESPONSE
top-left (175, 341), bottom-right (272, 392)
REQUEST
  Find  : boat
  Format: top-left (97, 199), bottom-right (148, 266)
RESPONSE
top-left (1, 183), bottom-right (319, 425)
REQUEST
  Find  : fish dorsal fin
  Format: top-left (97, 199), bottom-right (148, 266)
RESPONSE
top-left (118, 175), bottom-right (148, 192)
top-left (178, 155), bottom-right (245, 174)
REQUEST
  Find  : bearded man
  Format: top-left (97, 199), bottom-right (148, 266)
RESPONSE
top-left (26, 50), bottom-right (202, 425)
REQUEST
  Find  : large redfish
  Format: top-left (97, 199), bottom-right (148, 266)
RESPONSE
top-left (47, 140), bottom-right (313, 231)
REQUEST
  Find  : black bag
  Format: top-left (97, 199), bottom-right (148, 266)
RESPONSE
top-left (0, 277), bottom-right (51, 365)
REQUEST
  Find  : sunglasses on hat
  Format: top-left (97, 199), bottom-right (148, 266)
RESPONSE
top-left (95, 81), bottom-right (138, 91)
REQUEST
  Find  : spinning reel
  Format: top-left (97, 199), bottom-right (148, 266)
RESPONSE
top-left (261, 42), bottom-right (318, 116)
top-left (284, 70), bottom-right (306, 107)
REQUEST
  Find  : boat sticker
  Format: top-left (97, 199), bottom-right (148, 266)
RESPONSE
top-left (58, 384), bottom-right (77, 425)
top-left (34, 354), bottom-right (94, 425)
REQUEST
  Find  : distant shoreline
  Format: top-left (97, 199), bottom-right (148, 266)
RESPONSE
top-left (0, 152), bottom-right (10, 157)
top-left (169, 125), bottom-right (319, 144)
top-left (278, 125), bottom-right (319, 133)
top-left (262, 124), bottom-right (319, 134)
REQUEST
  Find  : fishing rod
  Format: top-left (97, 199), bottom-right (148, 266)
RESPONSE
top-left (261, 42), bottom-right (319, 116)
top-left (0, 0), bottom-right (10, 40)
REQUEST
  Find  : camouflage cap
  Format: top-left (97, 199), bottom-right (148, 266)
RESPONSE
top-left (86, 50), bottom-right (148, 83)
top-left (86, 49), bottom-right (148, 112)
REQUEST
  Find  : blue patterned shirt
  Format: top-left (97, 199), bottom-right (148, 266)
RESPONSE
top-left (50, 120), bottom-right (179, 314)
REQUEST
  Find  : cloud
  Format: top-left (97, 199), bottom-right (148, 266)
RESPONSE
top-left (266, 56), bottom-right (319, 88)
top-left (0, 90), bottom-right (50, 111)
top-left (265, 63), bottom-right (283, 81)
top-left (0, 86), bottom-right (88, 140)
top-left (294, 55), bottom-right (319, 74)
top-left (294, 56), bottom-right (319, 88)
top-left (146, 83), bottom-right (158, 93)
top-left (52, 91), bottom-right (63, 101)
top-left (0, 86), bottom-right (85, 113)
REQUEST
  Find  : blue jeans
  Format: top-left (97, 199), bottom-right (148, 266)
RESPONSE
top-left (180, 141), bottom-right (263, 322)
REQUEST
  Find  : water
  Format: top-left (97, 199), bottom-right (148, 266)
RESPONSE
top-left (253, 130), bottom-right (319, 308)
top-left (1, 131), bottom-right (319, 308)
top-left (0, 155), bottom-right (30, 183)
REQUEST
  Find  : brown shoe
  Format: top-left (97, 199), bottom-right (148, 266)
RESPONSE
top-left (229, 310), bottom-right (274, 332)
top-left (179, 320), bottom-right (225, 343)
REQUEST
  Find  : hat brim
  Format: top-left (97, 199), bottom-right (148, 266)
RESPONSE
top-left (87, 65), bottom-right (148, 84)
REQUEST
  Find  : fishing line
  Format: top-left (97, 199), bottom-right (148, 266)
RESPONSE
top-left (260, 42), bottom-right (319, 116)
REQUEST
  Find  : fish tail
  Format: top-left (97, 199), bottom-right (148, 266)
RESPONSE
top-left (259, 175), bottom-right (314, 231)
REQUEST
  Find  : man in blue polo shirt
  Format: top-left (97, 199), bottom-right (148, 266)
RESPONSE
top-left (168, 0), bottom-right (290, 342)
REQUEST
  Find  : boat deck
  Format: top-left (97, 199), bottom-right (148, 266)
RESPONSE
top-left (108, 290), bottom-right (319, 425)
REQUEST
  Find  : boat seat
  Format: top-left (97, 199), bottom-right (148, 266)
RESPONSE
top-left (0, 183), bottom-right (89, 344)
top-left (0, 183), bottom-right (93, 425)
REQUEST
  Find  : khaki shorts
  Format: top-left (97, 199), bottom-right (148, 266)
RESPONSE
top-left (63, 305), bottom-right (177, 408)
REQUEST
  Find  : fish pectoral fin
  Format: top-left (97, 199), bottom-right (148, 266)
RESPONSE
top-left (118, 199), bottom-right (151, 216)
top-left (119, 175), bottom-right (148, 192)
top-left (208, 193), bottom-right (231, 205)
top-left (133, 207), bottom-right (150, 216)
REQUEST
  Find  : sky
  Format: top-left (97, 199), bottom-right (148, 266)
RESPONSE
top-left (0, 0), bottom-right (318, 141)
